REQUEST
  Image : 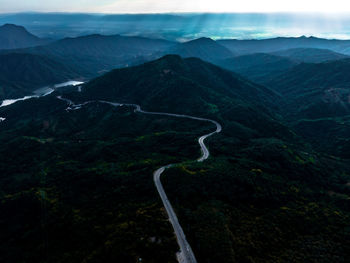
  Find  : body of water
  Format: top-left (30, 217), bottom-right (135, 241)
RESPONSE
top-left (0, 81), bottom-right (84, 108)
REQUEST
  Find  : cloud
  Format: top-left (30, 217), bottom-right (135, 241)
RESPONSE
top-left (0, 0), bottom-right (114, 13)
top-left (96, 0), bottom-right (350, 13)
top-left (2, 0), bottom-right (350, 13)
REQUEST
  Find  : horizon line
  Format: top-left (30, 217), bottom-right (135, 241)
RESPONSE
top-left (2, 11), bottom-right (350, 15)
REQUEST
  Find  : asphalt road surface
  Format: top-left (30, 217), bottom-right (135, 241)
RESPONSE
top-left (58, 97), bottom-right (222, 263)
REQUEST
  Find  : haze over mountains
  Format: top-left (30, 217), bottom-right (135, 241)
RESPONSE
top-left (218, 36), bottom-right (350, 55)
top-left (2, 23), bottom-right (350, 158)
top-left (272, 48), bottom-right (349, 63)
top-left (168, 37), bottom-right (235, 63)
top-left (1, 21), bottom-right (350, 263)
top-left (2, 23), bottom-right (350, 151)
top-left (3, 24), bottom-right (350, 80)
top-left (2, 13), bottom-right (350, 40)
top-left (0, 24), bottom-right (50, 50)
top-left (5, 34), bottom-right (174, 77)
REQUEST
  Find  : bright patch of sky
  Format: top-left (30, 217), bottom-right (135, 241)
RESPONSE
top-left (1, 0), bottom-right (350, 13)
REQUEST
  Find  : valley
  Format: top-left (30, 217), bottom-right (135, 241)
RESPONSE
top-left (1, 19), bottom-right (350, 263)
top-left (53, 91), bottom-right (221, 263)
top-left (0, 81), bottom-right (83, 108)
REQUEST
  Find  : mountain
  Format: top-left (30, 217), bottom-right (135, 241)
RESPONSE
top-left (0, 93), bottom-right (198, 263)
top-left (1, 55), bottom-right (350, 263)
top-left (0, 24), bottom-right (49, 50)
top-left (81, 55), bottom-right (273, 113)
top-left (266, 58), bottom-right (350, 118)
top-left (265, 59), bottom-right (350, 158)
top-left (11, 34), bottom-right (175, 77)
top-left (0, 53), bottom-right (79, 100)
top-left (218, 36), bottom-right (350, 55)
top-left (218, 49), bottom-right (349, 85)
top-left (167, 37), bottom-right (235, 63)
top-left (217, 53), bottom-right (297, 82)
top-left (80, 55), bottom-right (298, 143)
top-left (272, 48), bottom-right (349, 63)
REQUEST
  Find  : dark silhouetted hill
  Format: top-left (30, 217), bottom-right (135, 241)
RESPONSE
top-left (266, 58), bottom-right (350, 118)
top-left (0, 53), bottom-right (79, 100)
top-left (217, 53), bottom-right (297, 82)
top-left (0, 24), bottom-right (49, 50)
top-left (81, 55), bottom-right (295, 140)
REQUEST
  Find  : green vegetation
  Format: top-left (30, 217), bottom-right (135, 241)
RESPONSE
top-left (69, 55), bottom-right (350, 262)
top-left (0, 95), bottom-right (213, 262)
top-left (0, 53), bottom-right (79, 100)
top-left (1, 54), bottom-right (350, 262)
top-left (217, 53), bottom-right (297, 82)
top-left (265, 58), bottom-right (350, 119)
top-left (162, 140), bottom-right (350, 263)
top-left (263, 58), bottom-right (350, 158)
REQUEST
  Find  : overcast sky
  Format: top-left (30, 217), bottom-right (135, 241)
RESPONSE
top-left (1, 0), bottom-right (350, 13)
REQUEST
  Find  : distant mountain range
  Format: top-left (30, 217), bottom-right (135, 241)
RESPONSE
top-left (0, 24), bottom-right (50, 50)
top-left (218, 36), bottom-right (350, 55)
top-left (272, 48), bottom-right (349, 63)
top-left (167, 37), bottom-right (234, 63)
top-left (8, 34), bottom-right (175, 77)
top-left (2, 12), bottom-right (350, 42)
top-left (217, 53), bottom-right (297, 82)
top-left (3, 24), bottom-right (350, 82)
top-left (216, 48), bottom-right (350, 82)
top-left (2, 24), bottom-right (350, 113)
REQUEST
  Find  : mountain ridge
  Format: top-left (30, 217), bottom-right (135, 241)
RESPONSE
top-left (0, 24), bottom-right (49, 50)
top-left (5, 33), bottom-right (176, 77)
top-left (272, 47), bottom-right (349, 63)
top-left (167, 37), bottom-right (235, 63)
top-left (0, 52), bottom-right (79, 100)
top-left (218, 36), bottom-right (350, 55)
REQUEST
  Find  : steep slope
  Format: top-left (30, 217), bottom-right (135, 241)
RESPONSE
top-left (272, 48), bottom-right (349, 63)
top-left (0, 94), bottom-right (208, 263)
top-left (217, 53), bottom-right (297, 82)
top-left (11, 34), bottom-right (175, 77)
top-left (167, 37), bottom-right (234, 63)
top-left (218, 36), bottom-right (350, 55)
top-left (0, 53), bottom-right (79, 100)
top-left (80, 55), bottom-right (293, 141)
top-left (265, 59), bottom-right (350, 157)
top-left (266, 59), bottom-right (350, 118)
top-left (1, 55), bottom-right (350, 263)
top-left (0, 24), bottom-right (49, 50)
top-left (82, 55), bottom-right (274, 113)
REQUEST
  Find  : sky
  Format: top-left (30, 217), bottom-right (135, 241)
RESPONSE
top-left (1, 0), bottom-right (350, 13)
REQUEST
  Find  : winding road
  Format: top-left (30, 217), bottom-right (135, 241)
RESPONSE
top-left (57, 97), bottom-right (222, 263)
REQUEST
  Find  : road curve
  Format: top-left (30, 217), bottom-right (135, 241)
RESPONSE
top-left (57, 97), bottom-right (222, 263)
top-left (135, 107), bottom-right (221, 263)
